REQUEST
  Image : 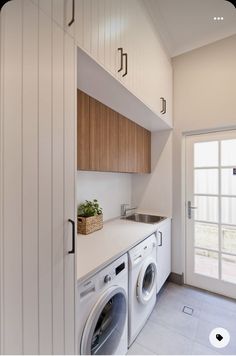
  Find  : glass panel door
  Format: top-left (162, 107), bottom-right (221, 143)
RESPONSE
top-left (186, 131), bottom-right (236, 299)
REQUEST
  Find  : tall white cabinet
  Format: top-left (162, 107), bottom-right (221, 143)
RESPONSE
top-left (0, 0), bottom-right (76, 354)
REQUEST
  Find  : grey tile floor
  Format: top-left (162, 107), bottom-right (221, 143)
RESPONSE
top-left (127, 282), bottom-right (236, 355)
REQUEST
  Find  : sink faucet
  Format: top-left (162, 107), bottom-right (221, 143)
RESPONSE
top-left (121, 204), bottom-right (137, 217)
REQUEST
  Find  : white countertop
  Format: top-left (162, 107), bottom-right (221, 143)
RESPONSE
top-left (77, 215), bottom-right (170, 282)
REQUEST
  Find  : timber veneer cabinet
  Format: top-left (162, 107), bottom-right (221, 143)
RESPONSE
top-left (77, 89), bottom-right (151, 174)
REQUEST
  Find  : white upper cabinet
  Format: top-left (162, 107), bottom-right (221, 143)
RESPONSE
top-left (73, 0), bottom-right (173, 128)
top-left (35, 1), bottom-right (172, 127)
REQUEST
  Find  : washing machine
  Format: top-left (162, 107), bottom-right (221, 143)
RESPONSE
top-left (128, 234), bottom-right (157, 346)
top-left (77, 254), bottom-right (128, 355)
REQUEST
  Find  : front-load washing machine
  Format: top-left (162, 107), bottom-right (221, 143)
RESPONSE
top-left (128, 234), bottom-right (157, 346)
top-left (77, 254), bottom-right (128, 355)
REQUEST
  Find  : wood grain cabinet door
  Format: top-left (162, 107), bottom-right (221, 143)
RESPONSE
top-left (77, 89), bottom-right (90, 170)
top-left (118, 115), bottom-right (137, 173)
top-left (90, 97), bottom-right (119, 172)
top-left (77, 90), bottom-right (150, 173)
top-left (136, 125), bottom-right (151, 173)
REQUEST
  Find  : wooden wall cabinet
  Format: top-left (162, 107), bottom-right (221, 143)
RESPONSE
top-left (77, 90), bottom-right (151, 174)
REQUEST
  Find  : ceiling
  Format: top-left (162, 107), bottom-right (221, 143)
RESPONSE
top-left (143, 0), bottom-right (236, 57)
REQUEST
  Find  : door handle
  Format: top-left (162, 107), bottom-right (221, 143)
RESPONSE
top-left (158, 231), bottom-right (163, 246)
top-left (164, 99), bottom-right (167, 114)
top-left (68, 219), bottom-right (75, 254)
top-left (122, 53), bottom-right (128, 77)
top-left (187, 201), bottom-right (198, 219)
top-left (160, 97), bottom-right (165, 114)
top-left (68, 0), bottom-right (75, 27)
top-left (118, 48), bottom-right (124, 72)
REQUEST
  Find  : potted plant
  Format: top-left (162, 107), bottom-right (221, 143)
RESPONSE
top-left (77, 199), bottom-right (103, 235)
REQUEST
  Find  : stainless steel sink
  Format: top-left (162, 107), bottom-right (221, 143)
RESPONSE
top-left (123, 213), bottom-right (166, 224)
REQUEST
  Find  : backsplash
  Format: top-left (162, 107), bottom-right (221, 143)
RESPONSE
top-left (77, 171), bottom-right (132, 221)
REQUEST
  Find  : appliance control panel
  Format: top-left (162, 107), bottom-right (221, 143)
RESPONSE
top-left (98, 254), bottom-right (127, 287)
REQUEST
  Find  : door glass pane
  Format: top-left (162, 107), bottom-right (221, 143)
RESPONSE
top-left (195, 222), bottom-right (218, 250)
top-left (195, 196), bottom-right (218, 223)
top-left (142, 263), bottom-right (155, 297)
top-left (221, 168), bottom-right (236, 195)
top-left (221, 139), bottom-right (236, 166)
top-left (195, 249), bottom-right (218, 278)
top-left (91, 293), bottom-right (126, 355)
top-left (222, 226), bottom-right (236, 254)
top-left (222, 254), bottom-right (236, 284)
top-left (194, 169), bottom-right (218, 194)
top-left (221, 197), bottom-right (236, 225)
top-left (194, 141), bottom-right (218, 167)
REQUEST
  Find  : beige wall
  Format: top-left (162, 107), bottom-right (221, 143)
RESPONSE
top-left (132, 130), bottom-right (172, 217)
top-left (172, 35), bottom-right (236, 274)
top-left (77, 172), bottom-right (132, 221)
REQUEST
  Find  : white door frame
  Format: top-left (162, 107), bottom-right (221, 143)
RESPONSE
top-left (183, 128), bottom-right (236, 298)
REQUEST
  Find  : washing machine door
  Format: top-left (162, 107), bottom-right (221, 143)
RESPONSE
top-left (137, 257), bottom-right (157, 305)
top-left (81, 286), bottom-right (127, 355)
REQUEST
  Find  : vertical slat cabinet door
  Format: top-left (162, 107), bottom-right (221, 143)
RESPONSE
top-left (89, 96), bottom-right (100, 171)
top-left (107, 107), bottom-right (119, 172)
top-left (118, 115), bottom-right (136, 173)
top-left (0, 4), bottom-right (4, 353)
top-left (38, 7), bottom-right (53, 354)
top-left (52, 0), bottom-right (65, 28)
top-left (64, 32), bottom-right (76, 355)
top-left (99, 105), bottom-right (119, 172)
top-left (77, 90), bottom-right (90, 170)
top-left (80, 0), bottom-right (92, 54)
top-left (0, 1), bottom-right (76, 355)
top-left (97, 0), bottom-right (106, 66)
top-left (52, 21), bottom-right (65, 354)
top-left (22, 0), bottom-right (39, 353)
top-left (135, 125), bottom-right (144, 173)
top-left (0, 1), bottom-right (23, 353)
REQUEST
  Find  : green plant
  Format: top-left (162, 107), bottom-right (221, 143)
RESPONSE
top-left (77, 199), bottom-right (102, 218)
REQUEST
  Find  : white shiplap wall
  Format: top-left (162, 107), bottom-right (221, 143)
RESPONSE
top-left (0, 0), bottom-right (76, 354)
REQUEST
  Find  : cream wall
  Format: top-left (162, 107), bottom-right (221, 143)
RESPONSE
top-left (77, 171), bottom-right (132, 221)
top-left (172, 35), bottom-right (236, 274)
top-left (132, 130), bottom-right (172, 217)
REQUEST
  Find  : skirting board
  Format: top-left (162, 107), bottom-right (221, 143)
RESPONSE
top-left (167, 272), bottom-right (184, 285)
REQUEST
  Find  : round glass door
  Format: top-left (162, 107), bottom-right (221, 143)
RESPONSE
top-left (137, 258), bottom-right (157, 304)
top-left (81, 287), bottom-right (127, 355)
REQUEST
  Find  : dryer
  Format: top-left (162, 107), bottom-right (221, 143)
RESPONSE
top-left (128, 234), bottom-right (157, 346)
top-left (77, 254), bottom-right (128, 355)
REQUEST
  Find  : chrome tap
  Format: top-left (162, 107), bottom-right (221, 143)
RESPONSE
top-left (121, 204), bottom-right (137, 217)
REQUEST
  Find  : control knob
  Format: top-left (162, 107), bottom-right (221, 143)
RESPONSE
top-left (104, 274), bottom-right (111, 283)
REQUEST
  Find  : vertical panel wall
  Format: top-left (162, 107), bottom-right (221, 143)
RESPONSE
top-left (0, 0), bottom-right (76, 354)
top-left (1, 1), bottom-right (23, 353)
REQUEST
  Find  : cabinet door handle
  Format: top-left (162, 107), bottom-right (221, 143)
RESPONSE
top-left (118, 48), bottom-right (124, 72)
top-left (158, 231), bottom-right (163, 246)
top-left (122, 53), bottom-right (128, 77)
top-left (160, 97), bottom-right (165, 114)
top-left (164, 99), bottom-right (167, 114)
top-left (68, 219), bottom-right (75, 254)
top-left (68, 0), bottom-right (75, 27)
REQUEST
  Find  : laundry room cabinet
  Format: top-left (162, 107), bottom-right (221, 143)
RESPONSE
top-left (156, 218), bottom-right (172, 294)
top-left (77, 89), bottom-right (151, 173)
top-left (0, 1), bottom-right (76, 354)
top-left (73, 0), bottom-right (173, 126)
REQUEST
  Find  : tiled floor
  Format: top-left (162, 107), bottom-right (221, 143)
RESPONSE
top-left (127, 282), bottom-right (236, 355)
